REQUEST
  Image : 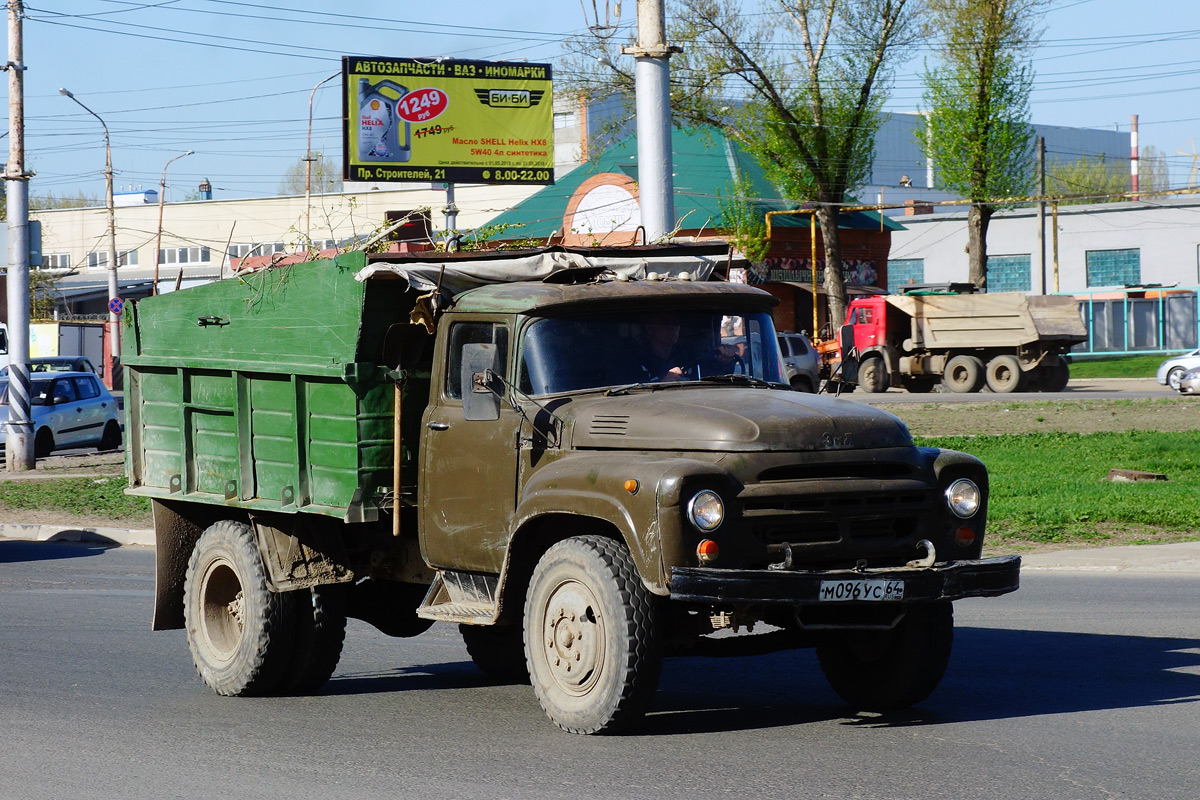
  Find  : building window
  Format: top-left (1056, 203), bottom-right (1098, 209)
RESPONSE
top-left (887, 258), bottom-right (924, 293)
top-left (86, 249), bottom-right (138, 268)
top-left (986, 254), bottom-right (1031, 293)
top-left (43, 253), bottom-right (71, 269)
top-left (157, 246), bottom-right (211, 265)
top-left (1086, 248), bottom-right (1140, 288)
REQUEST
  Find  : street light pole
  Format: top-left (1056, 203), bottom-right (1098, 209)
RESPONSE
top-left (59, 87), bottom-right (119, 371)
top-left (305, 72), bottom-right (338, 246)
top-left (153, 149), bottom-right (194, 295)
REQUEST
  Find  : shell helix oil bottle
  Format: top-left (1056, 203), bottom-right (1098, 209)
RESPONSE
top-left (357, 79), bottom-right (412, 162)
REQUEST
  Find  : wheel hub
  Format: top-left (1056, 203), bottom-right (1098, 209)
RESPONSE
top-left (540, 580), bottom-right (603, 696)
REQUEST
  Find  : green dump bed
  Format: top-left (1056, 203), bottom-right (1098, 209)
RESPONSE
top-left (123, 251), bottom-right (415, 521)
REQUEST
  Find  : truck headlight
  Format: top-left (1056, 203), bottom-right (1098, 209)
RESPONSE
top-left (687, 490), bottom-right (724, 532)
top-left (945, 478), bottom-right (981, 519)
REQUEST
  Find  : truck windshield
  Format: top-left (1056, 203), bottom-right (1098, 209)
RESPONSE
top-left (518, 309), bottom-right (785, 396)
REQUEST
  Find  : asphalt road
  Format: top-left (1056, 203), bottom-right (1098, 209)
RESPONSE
top-left (849, 376), bottom-right (1177, 404)
top-left (2, 540), bottom-right (1197, 800)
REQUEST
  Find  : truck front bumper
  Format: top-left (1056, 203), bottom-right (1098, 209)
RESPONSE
top-left (669, 555), bottom-right (1020, 606)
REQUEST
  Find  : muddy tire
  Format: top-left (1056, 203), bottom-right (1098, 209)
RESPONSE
top-left (524, 535), bottom-right (663, 734)
top-left (817, 601), bottom-right (953, 711)
top-left (34, 428), bottom-right (54, 459)
top-left (183, 520), bottom-right (296, 696)
top-left (1046, 362), bottom-right (1070, 392)
top-left (461, 624), bottom-right (529, 682)
top-left (901, 376), bottom-right (937, 393)
top-left (942, 355), bottom-right (985, 393)
top-left (280, 585), bottom-right (347, 694)
top-left (858, 356), bottom-right (888, 393)
top-left (98, 420), bottom-right (122, 452)
top-left (985, 355), bottom-right (1024, 394)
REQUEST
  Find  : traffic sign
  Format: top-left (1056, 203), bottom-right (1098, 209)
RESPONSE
top-left (109, 296), bottom-right (125, 316)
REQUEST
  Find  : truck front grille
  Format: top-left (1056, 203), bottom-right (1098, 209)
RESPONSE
top-left (742, 489), bottom-right (930, 545)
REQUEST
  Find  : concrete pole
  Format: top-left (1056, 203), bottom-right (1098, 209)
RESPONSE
top-left (153, 150), bottom-right (193, 295)
top-left (623, 0), bottom-right (678, 243)
top-left (5, 0), bottom-right (34, 470)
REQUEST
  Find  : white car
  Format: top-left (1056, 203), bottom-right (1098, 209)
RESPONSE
top-left (0, 371), bottom-right (122, 458)
top-left (1179, 367), bottom-right (1200, 396)
top-left (1157, 348), bottom-right (1200, 391)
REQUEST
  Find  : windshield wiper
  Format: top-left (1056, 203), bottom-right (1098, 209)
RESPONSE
top-left (604, 381), bottom-right (706, 396)
top-left (696, 373), bottom-right (788, 389)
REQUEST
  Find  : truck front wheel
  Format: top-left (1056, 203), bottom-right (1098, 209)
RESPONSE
top-left (524, 535), bottom-right (663, 734)
top-left (942, 355), bottom-right (984, 393)
top-left (858, 356), bottom-right (888, 393)
top-left (183, 520), bottom-right (296, 696)
top-left (816, 601), bottom-right (953, 711)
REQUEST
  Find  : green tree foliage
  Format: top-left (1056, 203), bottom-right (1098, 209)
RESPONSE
top-left (1047, 154), bottom-right (1127, 204)
top-left (921, 0), bottom-right (1044, 289)
top-left (30, 190), bottom-right (101, 210)
top-left (1138, 145), bottom-right (1171, 195)
top-left (561, 0), bottom-right (918, 327)
top-left (30, 269), bottom-right (62, 320)
top-left (278, 155), bottom-right (343, 196)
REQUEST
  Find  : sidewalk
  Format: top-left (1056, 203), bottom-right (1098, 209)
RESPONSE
top-left (2, 523), bottom-right (1198, 574)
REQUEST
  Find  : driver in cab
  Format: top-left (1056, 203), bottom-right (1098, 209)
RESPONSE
top-left (636, 312), bottom-right (739, 383)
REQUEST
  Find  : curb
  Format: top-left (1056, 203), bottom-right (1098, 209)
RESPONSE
top-left (0, 523), bottom-right (154, 547)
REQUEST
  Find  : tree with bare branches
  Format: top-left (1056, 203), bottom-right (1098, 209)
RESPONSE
top-left (562, 0), bottom-right (920, 327)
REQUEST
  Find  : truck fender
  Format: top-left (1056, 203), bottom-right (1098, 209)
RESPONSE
top-left (150, 500), bottom-right (243, 631)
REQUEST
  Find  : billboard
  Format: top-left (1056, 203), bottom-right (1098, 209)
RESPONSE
top-left (342, 56), bottom-right (554, 186)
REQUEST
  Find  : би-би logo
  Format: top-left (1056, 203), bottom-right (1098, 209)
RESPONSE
top-left (474, 89), bottom-right (546, 108)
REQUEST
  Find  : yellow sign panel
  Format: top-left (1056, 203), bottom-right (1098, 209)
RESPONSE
top-left (342, 56), bottom-right (554, 185)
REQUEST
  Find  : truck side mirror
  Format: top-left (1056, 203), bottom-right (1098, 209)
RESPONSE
top-left (461, 343), bottom-right (502, 421)
top-left (839, 323), bottom-right (860, 384)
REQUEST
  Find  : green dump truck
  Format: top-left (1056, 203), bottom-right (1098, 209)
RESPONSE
top-left (125, 244), bottom-right (1020, 734)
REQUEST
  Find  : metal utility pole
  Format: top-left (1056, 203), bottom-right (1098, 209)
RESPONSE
top-left (622, 0), bottom-right (678, 243)
top-left (153, 149), bottom-right (193, 295)
top-left (305, 72), bottom-right (338, 245)
top-left (59, 87), bottom-right (119, 371)
top-left (1037, 136), bottom-right (1046, 295)
top-left (5, 0), bottom-right (33, 469)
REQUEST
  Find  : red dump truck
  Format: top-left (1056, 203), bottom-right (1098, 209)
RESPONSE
top-left (822, 288), bottom-right (1088, 394)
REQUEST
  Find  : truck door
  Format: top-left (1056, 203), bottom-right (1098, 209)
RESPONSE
top-left (419, 319), bottom-right (520, 574)
top-left (849, 299), bottom-right (883, 351)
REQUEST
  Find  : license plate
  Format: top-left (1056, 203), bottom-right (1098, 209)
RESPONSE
top-left (819, 579), bottom-right (905, 602)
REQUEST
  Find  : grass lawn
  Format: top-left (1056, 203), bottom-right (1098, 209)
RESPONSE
top-left (1066, 353), bottom-right (1167, 379)
top-left (0, 475), bottom-right (150, 520)
top-left (920, 430), bottom-right (1200, 547)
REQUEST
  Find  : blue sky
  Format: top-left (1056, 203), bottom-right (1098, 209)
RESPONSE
top-left (9, 0), bottom-right (1200, 202)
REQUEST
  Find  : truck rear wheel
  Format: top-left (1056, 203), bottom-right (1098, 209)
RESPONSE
top-left (280, 585), bottom-right (348, 694)
top-left (524, 535), bottom-right (663, 734)
top-left (816, 601), bottom-right (953, 711)
top-left (1043, 361), bottom-right (1070, 392)
top-left (985, 355), bottom-right (1024, 393)
top-left (461, 624), bottom-right (529, 682)
top-left (183, 520), bottom-right (296, 697)
top-left (942, 355), bottom-right (984, 393)
top-left (858, 356), bottom-right (888, 393)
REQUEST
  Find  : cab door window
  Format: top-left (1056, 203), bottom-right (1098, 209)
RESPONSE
top-left (445, 321), bottom-right (509, 400)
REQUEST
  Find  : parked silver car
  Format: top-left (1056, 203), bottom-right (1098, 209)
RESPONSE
top-left (1157, 348), bottom-right (1200, 391)
top-left (1178, 367), bottom-right (1200, 396)
top-left (777, 331), bottom-right (820, 392)
top-left (0, 371), bottom-right (122, 457)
